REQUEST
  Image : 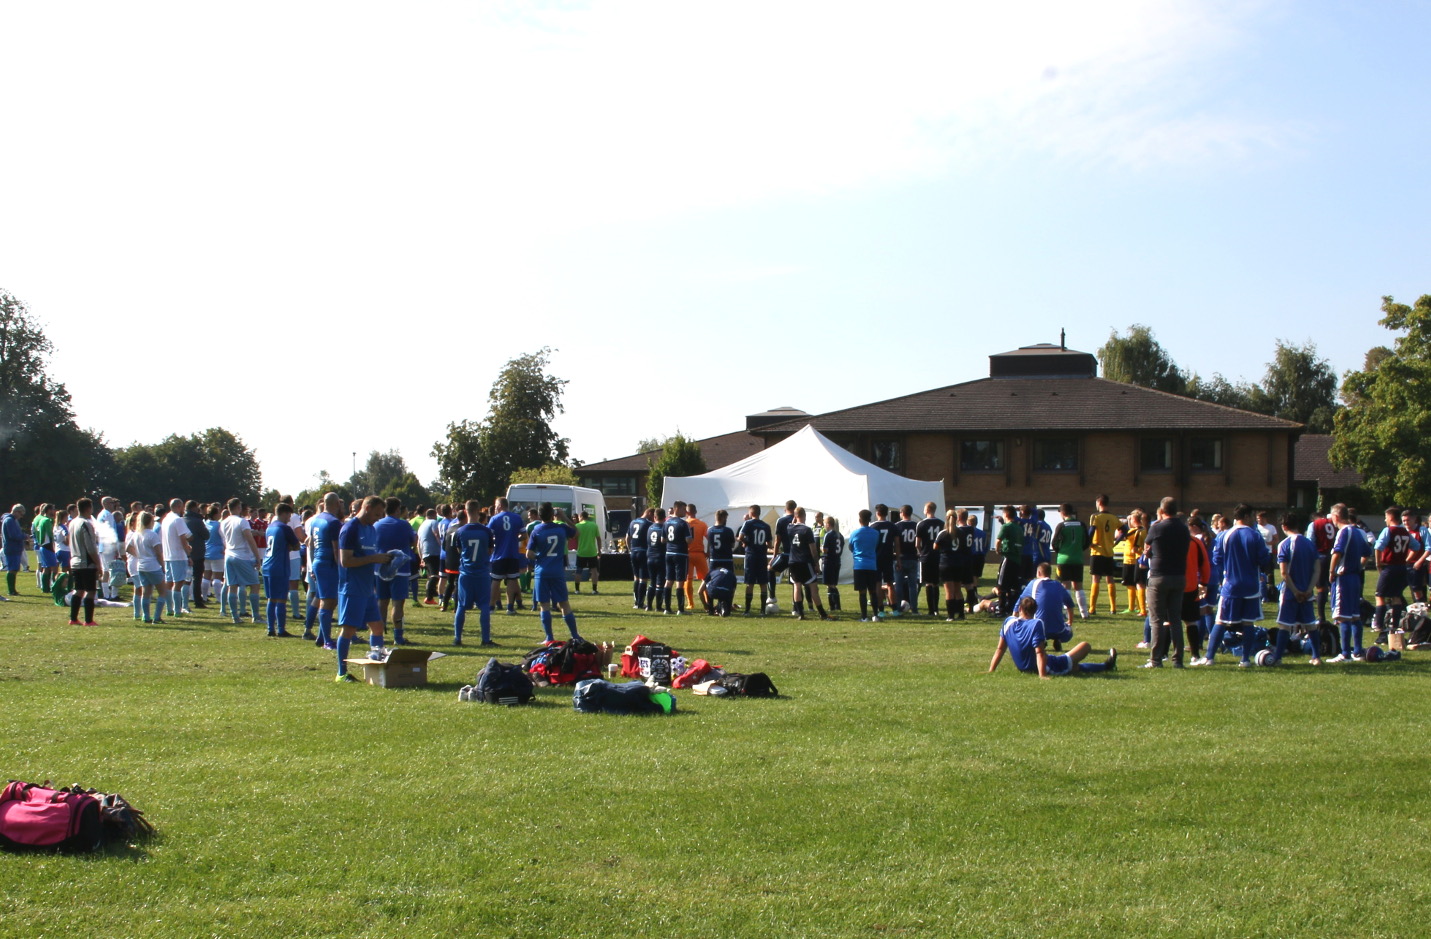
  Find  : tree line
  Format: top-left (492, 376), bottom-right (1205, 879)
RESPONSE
top-left (1097, 295), bottom-right (1431, 507)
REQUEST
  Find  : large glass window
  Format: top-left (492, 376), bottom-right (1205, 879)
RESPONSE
top-left (1140, 437), bottom-right (1174, 472)
top-left (871, 440), bottom-right (902, 472)
top-left (582, 476), bottom-right (636, 496)
top-left (1189, 437), bottom-right (1223, 471)
top-left (960, 439), bottom-right (1005, 472)
top-left (1033, 438), bottom-right (1079, 472)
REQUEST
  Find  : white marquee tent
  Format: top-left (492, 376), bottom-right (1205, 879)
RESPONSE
top-left (658, 425), bottom-right (946, 579)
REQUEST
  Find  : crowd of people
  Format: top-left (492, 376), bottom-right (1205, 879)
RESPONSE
top-left (0, 494), bottom-right (608, 683)
top-left (4, 489), bottom-right (1418, 682)
top-left (623, 495), bottom-right (1421, 675)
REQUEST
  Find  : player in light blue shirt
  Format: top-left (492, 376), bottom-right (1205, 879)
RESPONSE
top-left (452, 499), bottom-right (495, 646)
top-left (526, 502), bottom-right (582, 644)
top-left (846, 509), bottom-right (884, 621)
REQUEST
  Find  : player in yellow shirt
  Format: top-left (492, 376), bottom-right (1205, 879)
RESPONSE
top-left (1087, 494), bottom-right (1122, 615)
top-left (1121, 509), bottom-right (1147, 618)
top-left (684, 503), bottom-right (709, 607)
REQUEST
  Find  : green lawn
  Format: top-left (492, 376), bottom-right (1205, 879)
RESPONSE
top-left (1, 573), bottom-right (1426, 938)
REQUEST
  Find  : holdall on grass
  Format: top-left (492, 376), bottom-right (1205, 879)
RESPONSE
top-left (523, 639), bottom-right (601, 686)
top-left (0, 781), bottom-right (153, 852)
top-left (716, 672), bottom-right (779, 697)
top-left (572, 679), bottom-right (674, 715)
top-left (474, 657), bottom-right (534, 705)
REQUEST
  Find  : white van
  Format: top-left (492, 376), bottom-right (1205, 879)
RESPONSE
top-left (504, 484), bottom-right (610, 555)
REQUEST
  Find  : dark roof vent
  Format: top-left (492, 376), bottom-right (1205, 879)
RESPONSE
top-left (746, 406), bottom-right (810, 430)
top-left (989, 343), bottom-right (1098, 379)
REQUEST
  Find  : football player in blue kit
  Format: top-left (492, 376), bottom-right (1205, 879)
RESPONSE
top-left (894, 505), bottom-right (920, 613)
top-left (645, 508), bottom-right (668, 612)
top-left (1193, 504), bottom-right (1272, 667)
top-left (628, 508), bottom-right (653, 610)
top-left (374, 497), bottom-right (419, 645)
top-left (664, 502), bottom-right (692, 614)
top-left (306, 493), bottom-right (344, 651)
top-left (1274, 513), bottom-right (1319, 665)
top-left (262, 503), bottom-right (301, 638)
top-left (335, 496), bottom-right (393, 683)
top-left (488, 497), bottom-right (527, 615)
top-left (1327, 503), bottom-right (1371, 661)
top-left (820, 516), bottom-right (844, 612)
top-left (706, 509), bottom-right (736, 573)
top-left (453, 499), bottom-right (495, 646)
top-left (527, 503), bottom-right (583, 643)
top-left (914, 502), bottom-right (944, 617)
top-left (989, 596), bottom-right (1116, 678)
top-left (786, 507), bottom-right (832, 620)
top-left (870, 504), bottom-right (898, 614)
top-left (736, 505), bottom-right (772, 615)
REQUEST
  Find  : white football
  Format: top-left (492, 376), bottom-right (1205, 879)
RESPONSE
top-left (900, 601), bottom-right (912, 613)
top-left (1254, 648), bottom-right (1276, 666)
top-left (765, 600), bottom-right (779, 614)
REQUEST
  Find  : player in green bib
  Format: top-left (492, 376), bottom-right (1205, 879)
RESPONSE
top-left (1051, 503), bottom-right (1089, 618)
top-left (574, 510), bottom-right (602, 593)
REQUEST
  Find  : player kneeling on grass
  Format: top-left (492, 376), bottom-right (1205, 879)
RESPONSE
top-left (988, 596), bottom-right (1117, 678)
top-left (701, 564), bottom-right (736, 616)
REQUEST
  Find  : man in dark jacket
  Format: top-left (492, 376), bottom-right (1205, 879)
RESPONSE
top-left (183, 500), bottom-right (209, 609)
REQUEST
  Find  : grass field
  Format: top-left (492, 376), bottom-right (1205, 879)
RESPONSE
top-left (1, 572), bottom-right (1428, 939)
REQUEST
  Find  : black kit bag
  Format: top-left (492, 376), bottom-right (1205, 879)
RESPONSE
top-left (717, 672), bottom-right (779, 697)
top-left (474, 658), bottom-right (535, 705)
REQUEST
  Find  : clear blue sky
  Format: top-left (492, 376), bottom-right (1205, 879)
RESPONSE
top-left (2, 1), bottom-right (1427, 494)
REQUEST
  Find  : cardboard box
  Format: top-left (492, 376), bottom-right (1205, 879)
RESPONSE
top-left (343, 649), bottom-right (447, 688)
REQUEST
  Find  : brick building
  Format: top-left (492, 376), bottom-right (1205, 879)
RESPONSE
top-left (580, 343), bottom-right (1303, 518)
top-left (749, 343), bottom-right (1300, 517)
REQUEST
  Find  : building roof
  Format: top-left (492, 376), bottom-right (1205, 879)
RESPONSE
top-left (988, 343), bottom-right (1099, 379)
top-left (755, 376), bottom-right (1303, 435)
top-left (1293, 434), bottom-right (1364, 489)
top-left (579, 429), bottom-right (765, 474)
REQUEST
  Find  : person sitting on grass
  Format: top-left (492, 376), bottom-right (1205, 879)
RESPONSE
top-left (988, 596), bottom-right (1117, 678)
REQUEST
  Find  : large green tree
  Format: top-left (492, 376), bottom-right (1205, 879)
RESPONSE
top-left (1247, 340), bottom-right (1339, 433)
top-left (1096, 325), bottom-right (1187, 394)
top-left (345, 449), bottom-right (428, 505)
top-left (1331, 294), bottom-right (1431, 505)
top-left (109, 428), bottom-right (262, 505)
top-left (431, 348), bottom-right (570, 502)
top-left (0, 290), bottom-right (109, 506)
top-left (646, 433), bottom-right (707, 506)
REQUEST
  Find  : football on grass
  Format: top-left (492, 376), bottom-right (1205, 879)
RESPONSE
top-left (1254, 648), bottom-right (1276, 666)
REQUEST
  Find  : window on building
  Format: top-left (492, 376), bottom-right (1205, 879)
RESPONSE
top-left (1140, 437), bottom-right (1174, 472)
top-left (871, 439), bottom-right (902, 472)
top-left (960, 439), bottom-right (1005, 472)
top-left (581, 476), bottom-right (636, 496)
top-left (1189, 437), bottom-right (1223, 471)
top-left (1032, 438), bottom-right (1079, 472)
